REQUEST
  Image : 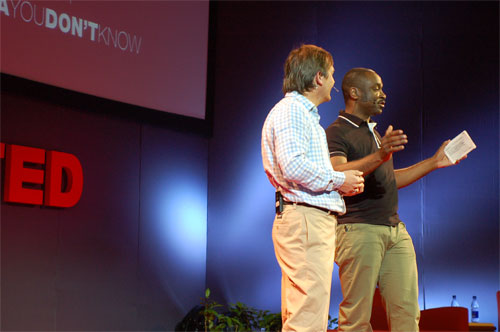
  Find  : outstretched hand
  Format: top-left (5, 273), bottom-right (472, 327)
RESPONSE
top-left (379, 125), bottom-right (408, 162)
top-left (339, 170), bottom-right (364, 196)
top-left (433, 140), bottom-right (467, 168)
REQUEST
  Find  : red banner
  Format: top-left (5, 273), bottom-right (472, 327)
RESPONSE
top-left (0, 0), bottom-right (209, 119)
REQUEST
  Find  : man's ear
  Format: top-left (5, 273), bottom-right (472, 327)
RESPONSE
top-left (349, 87), bottom-right (360, 100)
top-left (315, 71), bottom-right (324, 87)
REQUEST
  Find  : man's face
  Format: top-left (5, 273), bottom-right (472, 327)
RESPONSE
top-left (358, 72), bottom-right (386, 117)
top-left (320, 65), bottom-right (335, 103)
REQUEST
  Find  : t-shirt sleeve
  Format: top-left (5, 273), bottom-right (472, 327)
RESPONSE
top-left (325, 125), bottom-right (349, 158)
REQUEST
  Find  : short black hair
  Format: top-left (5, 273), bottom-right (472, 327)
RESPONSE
top-left (342, 67), bottom-right (375, 102)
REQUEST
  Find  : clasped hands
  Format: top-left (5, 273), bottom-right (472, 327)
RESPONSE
top-left (339, 170), bottom-right (364, 196)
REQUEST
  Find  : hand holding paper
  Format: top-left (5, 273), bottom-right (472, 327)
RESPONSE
top-left (444, 130), bottom-right (476, 164)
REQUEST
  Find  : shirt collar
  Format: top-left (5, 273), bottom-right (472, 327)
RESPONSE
top-left (286, 91), bottom-right (317, 113)
top-left (338, 111), bottom-right (377, 130)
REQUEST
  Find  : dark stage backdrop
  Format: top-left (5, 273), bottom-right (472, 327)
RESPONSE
top-left (1, 77), bottom-right (209, 330)
top-left (207, 0), bottom-right (499, 325)
top-left (1, 1), bottom-right (498, 330)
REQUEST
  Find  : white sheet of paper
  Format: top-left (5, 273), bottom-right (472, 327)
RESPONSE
top-left (444, 130), bottom-right (476, 163)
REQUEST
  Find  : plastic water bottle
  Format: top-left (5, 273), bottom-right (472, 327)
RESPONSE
top-left (451, 295), bottom-right (460, 307)
top-left (471, 296), bottom-right (479, 322)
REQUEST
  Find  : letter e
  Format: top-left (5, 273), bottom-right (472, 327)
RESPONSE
top-left (4, 144), bottom-right (45, 205)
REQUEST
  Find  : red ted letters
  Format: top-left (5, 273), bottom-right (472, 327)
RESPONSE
top-left (1, 143), bottom-right (83, 208)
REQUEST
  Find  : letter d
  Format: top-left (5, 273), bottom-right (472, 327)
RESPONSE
top-left (45, 8), bottom-right (57, 29)
top-left (44, 151), bottom-right (83, 208)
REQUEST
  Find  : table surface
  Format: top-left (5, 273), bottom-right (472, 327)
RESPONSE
top-left (469, 322), bottom-right (496, 331)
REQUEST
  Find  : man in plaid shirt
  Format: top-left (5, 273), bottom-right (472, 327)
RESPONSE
top-left (262, 44), bottom-right (365, 332)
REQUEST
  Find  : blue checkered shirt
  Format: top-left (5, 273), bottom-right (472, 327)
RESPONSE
top-left (261, 91), bottom-right (346, 214)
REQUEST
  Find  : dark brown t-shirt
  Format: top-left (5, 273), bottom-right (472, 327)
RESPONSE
top-left (325, 111), bottom-right (401, 226)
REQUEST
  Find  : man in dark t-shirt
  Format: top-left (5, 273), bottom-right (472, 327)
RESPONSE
top-left (325, 68), bottom-right (466, 331)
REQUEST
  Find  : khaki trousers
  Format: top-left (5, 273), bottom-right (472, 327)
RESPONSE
top-left (335, 222), bottom-right (420, 332)
top-left (272, 204), bottom-right (337, 332)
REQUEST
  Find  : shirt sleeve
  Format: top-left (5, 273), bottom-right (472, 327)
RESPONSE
top-left (273, 105), bottom-right (344, 192)
top-left (326, 124), bottom-right (349, 158)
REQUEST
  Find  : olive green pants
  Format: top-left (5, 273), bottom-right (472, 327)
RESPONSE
top-left (335, 222), bottom-right (420, 332)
